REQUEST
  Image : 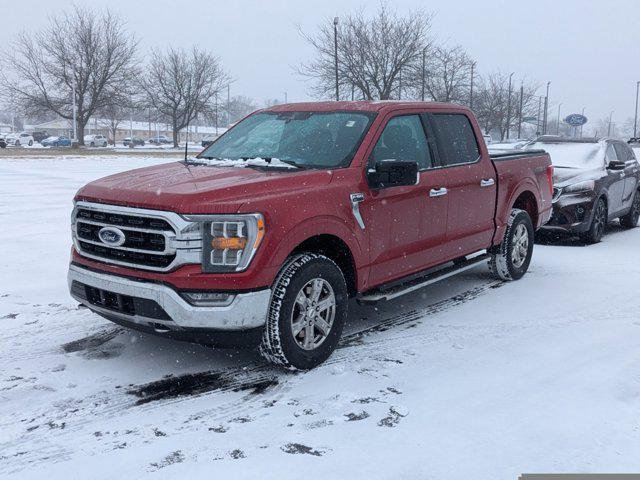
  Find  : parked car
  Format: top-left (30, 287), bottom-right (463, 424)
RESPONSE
top-left (84, 134), bottom-right (108, 147)
top-left (123, 137), bottom-right (145, 147)
top-left (3, 132), bottom-right (34, 147)
top-left (527, 136), bottom-right (640, 243)
top-left (148, 135), bottom-right (171, 145)
top-left (201, 135), bottom-right (216, 148)
top-left (41, 135), bottom-right (72, 147)
top-left (68, 101), bottom-right (553, 370)
top-left (32, 131), bottom-right (50, 144)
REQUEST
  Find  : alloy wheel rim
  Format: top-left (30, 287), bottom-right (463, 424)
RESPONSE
top-left (290, 278), bottom-right (336, 351)
top-left (511, 223), bottom-right (529, 268)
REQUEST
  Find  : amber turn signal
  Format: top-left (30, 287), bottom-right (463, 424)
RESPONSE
top-left (211, 237), bottom-right (247, 250)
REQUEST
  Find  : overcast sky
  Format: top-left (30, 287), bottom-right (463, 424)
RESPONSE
top-left (2, 0), bottom-right (639, 133)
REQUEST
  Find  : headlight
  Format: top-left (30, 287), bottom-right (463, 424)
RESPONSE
top-left (187, 214), bottom-right (265, 273)
top-left (563, 180), bottom-right (595, 194)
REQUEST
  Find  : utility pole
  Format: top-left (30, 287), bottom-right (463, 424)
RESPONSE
top-left (284, 92), bottom-right (288, 103)
top-left (543, 81), bottom-right (550, 135)
top-left (608, 110), bottom-right (614, 137)
top-left (215, 93), bottom-right (219, 136)
top-left (505, 72), bottom-right (514, 140)
top-left (227, 83), bottom-right (231, 126)
top-left (517, 84), bottom-right (524, 139)
top-left (469, 61), bottom-right (476, 109)
top-left (333, 17), bottom-right (339, 101)
top-left (556, 103), bottom-right (562, 135)
top-left (536, 96), bottom-right (542, 136)
top-left (420, 47), bottom-right (427, 101)
top-left (634, 81), bottom-right (640, 138)
top-left (72, 71), bottom-right (77, 143)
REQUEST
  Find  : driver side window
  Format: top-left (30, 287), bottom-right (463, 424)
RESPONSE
top-left (371, 115), bottom-right (432, 170)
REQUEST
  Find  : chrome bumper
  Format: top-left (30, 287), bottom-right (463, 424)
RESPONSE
top-left (68, 264), bottom-right (270, 331)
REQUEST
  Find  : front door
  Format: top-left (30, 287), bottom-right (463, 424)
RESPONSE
top-left (613, 141), bottom-right (639, 210)
top-left (362, 113), bottom-right (449, 288)
top-left (605, 142), bottom-right (626, 216)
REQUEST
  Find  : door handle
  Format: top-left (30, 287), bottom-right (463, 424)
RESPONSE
top-left (429, 187), bottom-right (448, 197)
top-left (480, 178), bottom-right (495, 187)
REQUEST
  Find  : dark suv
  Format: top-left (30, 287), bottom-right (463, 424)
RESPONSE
top-left (529, 136), bottom-right (640, 243)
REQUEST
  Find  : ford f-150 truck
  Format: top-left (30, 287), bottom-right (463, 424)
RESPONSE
top-left (68, 101), bottom-right (553, 370)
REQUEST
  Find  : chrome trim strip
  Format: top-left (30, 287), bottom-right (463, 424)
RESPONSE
top-left (68, 264), bottom-right (270, 330)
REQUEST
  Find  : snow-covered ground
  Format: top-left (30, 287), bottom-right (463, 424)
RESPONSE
top-left (1, 155), bottom-right (640, 479)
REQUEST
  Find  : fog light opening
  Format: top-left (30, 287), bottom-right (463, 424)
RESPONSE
top-left (180, 291), bottom-right (236, 307)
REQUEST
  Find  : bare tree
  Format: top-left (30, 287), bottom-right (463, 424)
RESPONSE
top-left (299, 4), bottom-right (433, 100)
top-left (474, 71), bottom-right (539, 140)
top-left (140, 47), bottom-right (229, 147)
top-left (0, 6), bottom-right (138, 146)
top-left (226, 95), bottom-right (258, 124)
top-left (416, 45), bottom-right (473, 103)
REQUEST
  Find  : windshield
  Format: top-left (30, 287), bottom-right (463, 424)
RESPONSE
top-left (198, 111), bottom-right (375, 169)
top-left (527, 142), bottom-right (605, 169)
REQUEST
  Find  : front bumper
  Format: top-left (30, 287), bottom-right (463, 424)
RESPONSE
top-left (68, 264), bottom-right (271, 332)
top-left (540, 192), bottom-right (595, 234)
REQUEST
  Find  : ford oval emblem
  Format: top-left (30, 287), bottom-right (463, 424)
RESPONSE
top-left (98, 226), bottom-right (126, 247)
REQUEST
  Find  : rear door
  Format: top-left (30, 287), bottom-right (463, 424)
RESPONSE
top-left (363, 113), bottom-right (449, 287)
top-left (426, 112), bottom-right (496, 256)
top-left (605, 142), bottom-right (626, 216)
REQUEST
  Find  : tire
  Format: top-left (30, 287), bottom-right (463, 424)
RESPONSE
top-left (15, 140), bottom-right (20, 147)
top-left (580, 197), bottom-right (607, 244)
top-left (619, 190), bottom-right (640, 229)
top-left (489, 208), bottom-right (534, 281)
top-left (28, 140), bottom-right (33, 146)
top-left (259, 253), bottom-right (348, 370)
top-left (90, 142), bottom-right (95, 147)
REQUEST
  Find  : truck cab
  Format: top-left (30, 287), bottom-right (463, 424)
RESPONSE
top-left (69, 101), bottom-right (553, 370)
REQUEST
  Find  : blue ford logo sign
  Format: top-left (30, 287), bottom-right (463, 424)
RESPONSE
top-left (98, 226), bottom-right (126, 247)
top-left (564, 114), bottom-right (588, 127)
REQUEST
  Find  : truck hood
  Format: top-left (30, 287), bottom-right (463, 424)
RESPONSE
top-left (553, 166), bottom-right (605, 188)
top-left (75, 161), bottom-right (334, 214)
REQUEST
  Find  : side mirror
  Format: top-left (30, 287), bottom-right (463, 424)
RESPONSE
top-left (367, 159), bottom-right (419, 189)
top-left (608, 160), bottom-right (626, 170)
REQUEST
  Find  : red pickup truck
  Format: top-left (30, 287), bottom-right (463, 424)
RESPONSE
top-left (68, 101), bottom-right (553, 369)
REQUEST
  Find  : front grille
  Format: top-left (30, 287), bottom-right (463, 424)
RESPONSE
top-left (73, 205), bottom-right (181, 271)
top-left (76, 222), bottom-right (166, 252)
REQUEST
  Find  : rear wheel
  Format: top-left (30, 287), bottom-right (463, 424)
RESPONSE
top-left (15, 140), bottom-right (20, 147)
top-left (580, 197), bottom-right (607, 243)
top-left (489, 208), bottom-right (534, 281)
top-left (259, 253), bottom-right (348, 370)
top-left (620, 190), bottom-right (640, 229)
top-left (28, 140), bottom-right (33, 146)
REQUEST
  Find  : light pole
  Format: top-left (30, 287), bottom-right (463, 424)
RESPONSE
top-left (420, 48), bottom-right (427, 101)
top-left (543, 81), bottom-right (550, 135)
top-left (333, 17), bottom-right (339, 101)
top-left (72, 72), bottom-right (77, 143)
top-left (580, 107), bottom-right (585, 138)
top-left (536, 96), bottom-right (542, 136)
top-left (556, 103), bottom-right (562, 135)
top-left (505, 72), bottom-right (514, 140)
top-left (517, 84), bottom-right (524, 139)
top-left (608, 110), bottom-right (614, 137)
top-left (634, 81), bottom-right (640, 138)
top-left (469, 61), bottom-right (476, 109)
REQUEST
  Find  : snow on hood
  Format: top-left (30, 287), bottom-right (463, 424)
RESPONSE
top-left (526, 142), bottom-right (606, 170)
top-left (186, 156), bottom-right (297, 169)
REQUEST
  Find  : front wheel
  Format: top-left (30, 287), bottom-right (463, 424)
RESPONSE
top-left (620, 190), bottom-right (640, 229)
top-left (489, 208), bottom-right (534, 281)
top-left (28, 140), bottom-right (33, 146)
top-left (580, 197), bottom-right (607, 244)
top-left (259, 253), bottom-right (348, 370)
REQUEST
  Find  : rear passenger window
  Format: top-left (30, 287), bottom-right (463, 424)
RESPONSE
top-left (614, 142), bottom-right (634, 161)
top-left (430, 114), bottom-right (480, 166)
top-left (371, 115), bottom-right (432, 170)
top-left (605, 144), bottom-right (617, 162)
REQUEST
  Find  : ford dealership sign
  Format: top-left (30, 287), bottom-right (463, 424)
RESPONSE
top-left (564, 114), bottom-right (588, 126)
